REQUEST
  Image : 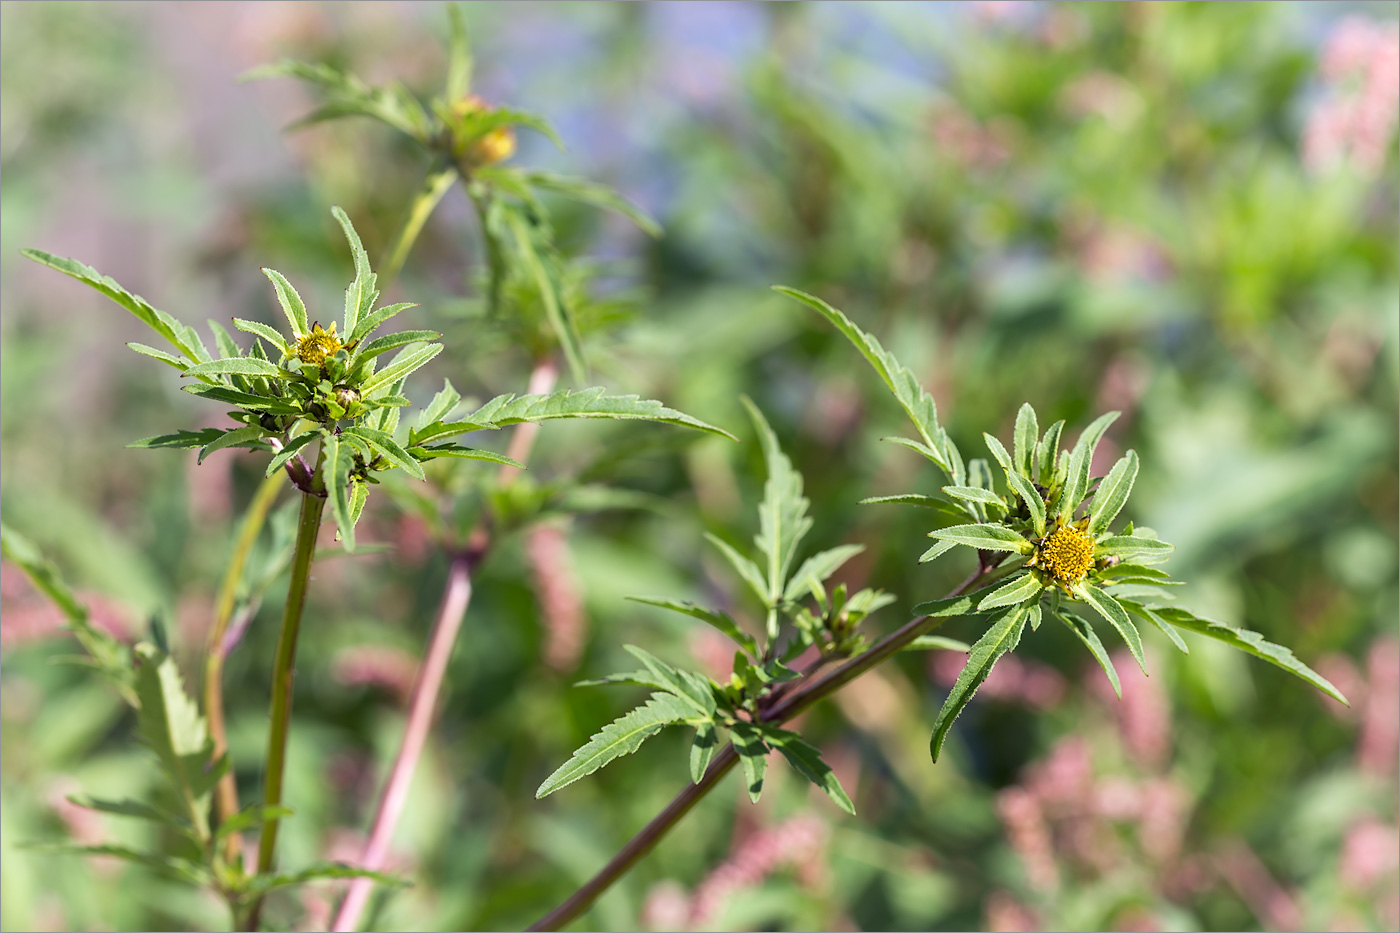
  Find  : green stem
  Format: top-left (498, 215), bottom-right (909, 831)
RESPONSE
top-left (527, 564), bottom-right (994, 932)
top-left (244, 487), bottom-right (326, 930)
top-left (381, 163), bottom-right (457, 288)
top-left (206, 471), bottom-right (285, 868)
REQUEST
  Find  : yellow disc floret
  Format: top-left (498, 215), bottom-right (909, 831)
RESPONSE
top-left (294, 322), bottom-right (342, 366)
top-left (448, 95), bottom-right (517, 167)
top-left (1036, 521), bottom-right (1096, 587)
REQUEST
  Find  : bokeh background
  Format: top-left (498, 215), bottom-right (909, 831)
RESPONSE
top-left (2, 2), bottom-right (1397, 931)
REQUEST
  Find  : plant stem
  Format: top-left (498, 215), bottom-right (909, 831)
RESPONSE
top-left (526, 748), bottom-right (741, 933)
top-left (330, 359), bottom-right (557, 932)
top-left (329, 545), bottom-right (478, 933)
top-left (206, 471), bottom-right (285, 867)
top-left (381, 164), bottom-right (457, 288)
top-left (527, 564), bottom-right (993, 932)
top-left (244, 487), bottom-right (326, 931)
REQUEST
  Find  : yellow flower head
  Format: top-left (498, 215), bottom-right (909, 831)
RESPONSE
top-left (294, 322), bottom-right (343, 366)
top-left (448, 95), bottom-right (517, 167)
top-left (1034, 519), bottom-right (1096, 588)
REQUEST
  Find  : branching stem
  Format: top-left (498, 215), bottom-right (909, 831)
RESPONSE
top-left (527, 563), bottom-right (994, 932)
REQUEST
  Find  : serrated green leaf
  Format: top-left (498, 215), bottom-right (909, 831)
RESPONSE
top-left (860, 493), bottom-right (944, 508)
top-left (903, 635), bottom-right (971, 653)
top-left (512, 169), bottom-right (662, 237)
top-left (929, 604), bottom-right (1028, 762)
top-left (232, 318), bottom-right (290, 354)
top-left (133, 644), bottom-right (215, 840)
top-left (66, 794), bottom-right (186, 829)
top-left (246, 861), bottom-right (410, 898)
top-left (536, 692), bottom-right (695, 797)
top-left (690, 721), bottom-right (719, 783)
top-left (407, 419), bottom-right (496, 446)
top-left (919, 539), bottom-right (957, 564)
top-left (198, 425), bottom-right (267, 464)
top-left (1027, 601), bottom-right (1042, 631)
top-left (729, 720), bottom-right (769, 803)
top-left (1036, 419), bottom-right (1064, 484)
top-left (182, 383), bottom-right (301, 414)
top-left (261, 268), bottom-right (309, 338)
top-left (1072, 582), bottom-right (1145, 674)
top-left (760, 725), bottom-right (855, 814)
top-left (349, 302), bottom-right (418, 345)
top-left (266, 431), bottom-right (320, 477)
top-left (941, 486), bottom-right (1007, 510)
top-left (743, 397), bottom-right (813, 608)
top-left (349, 329), bottom-right (439, 367)
top-left (1089, 450), bottom-right (1139, 536)
top-left (1117, 598), bottom-right (1191, 654)
top-left (501, 206), bottom-right (585, 384)
top-left (213, 804), bottom-right (295, 844)
top-left (184, 357), bottom-right (282, 379)
top-left (1056, 412), bottom-right (1120, 522)
top-left (1155, 608), bottom-right (1347, 704)
top-left (415, 380), bottom-right (462, 432)
top-left (778, 287), bottom-right (949, 474)
top-left (621, 645), bottom-right (715, 716)
top-left (462, 388), bottom-right (736, 440)
top-left (325, 435), bottom-right (355, 551)
top-left (406, 444), bottom-right (523, 468)
top-left (344, 426), bottom-right (426, 481)
top-left (704, 533), bottom-right (769, 605)
top-left (782, 544), bottom-right (865, 604)
top-left (982, 433), bottom-right (1013, 474)
top-left (127, 342), bottom-right (188, 370)
top-left (1013, 403), bottom-right (1038, 478)
top-left (977, 572), bottom-right (1043, 610)
top-left (128, 428), bottom-right (227, 450)
top-left (21, 249), bottom-right (204, 361)
top-left (358, 343), bottom-right (442, 398)
top-left (0, 524), bottom-right (135, 704)
top-left (332, 206), bottom-right (378, 339)
top-left (1096, 535), bottom-right (1174, 562)
top-left (909, 592), bottom-right (991, 618)
top-left (208, 318), bottom-right (240, 361)
top-left (1004, 469), bottom-right (1047, 537)
top-left (931, 523), bottom-right (1034, 554)
top-left (628, 597), bottom-right (758, 658)
top-left (1051, 607), bottom-right (1121, 698)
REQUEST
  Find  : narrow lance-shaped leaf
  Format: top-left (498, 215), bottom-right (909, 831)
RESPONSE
top-left (344, 426), bottom-right (426, 481)
top-left (1013, 403), bottom-right (1039, 478)
top-left (332, 206), bottom-right (378, 339)
top-left (266, 431), bottom-right (321, 478)
top-left (358, 343), bottom-right (443, 398)
top-left (704, 533), bottom-right (769, 606)
top-left (931, 523), bottom-right (1034, 554)
top-left (690, 721), bottom-right (719, 783)
top-left (930, 604), bottom-right (1029, 762)
top-left (324, 435), bottom-right (356, 551)
top-left (127, 342), bottom-right (188, 371)
top-left (415, 379), bottom-right (462, 432)
top-left (729, 720), bottom-right (769, 803)
top-left (941, 486), bottom-right (1007, 510)
top-left (1056, 411), bottom-right (1120, 522)
top-left (406, 444), bottom-right (523, 468)
top-left (743, 398), bottom-right (813, 607)
top-left (621, 645), bottom-right (716, 716)
top-left (262, 268), bottom-right (309, 338)
top-left (1117, 598), bottom-right (1191, 654)
top-left (982, 433), bottom-right (1013, 473)
top-left (513, 169), bottom-right (663, 238)
top-left (1036, 419), bottom-right (1064, 484)
top-left (760, 725), bottom-right (856, 815)
top-left (977, 572), bottom-right (1044, 611)
top-left (459, 387), bottom-right (736, 440)
top-left (20, 249), bottom-right (200, 360)
top-left (133, 645), bottom-right (215, 840)
top-left (199, 425), bottom-right (268, 464)
top-left (1052, 607), bottom-right (1121, 699)
top-left (129, 428), bottom-right (226, 451)
top-left (536, 692), bottom-right (696, 797)
top-left (1072, 582), bottom-right (1146, 674)
top-left (184, 357), bottom-right (282, 379)
top-left (782, 544), bottom-right (865, 604)
top-left (232, 318), bottom-right (290, 355)
top-left (1096, 534), bottom-right (1174, 562)
top-left (1089, 450), bottom-right (1138, 536)
top-left (502, 207), bottom-right (586, 385)
top-left (776, 287), bottom-right (947, 472)
top-left (1154, 607), bottom-right (1347, 705)
top-left (1004, 469), bottom-right (1047, 538)
top-left (904, 635), bottom-right (972, 652)
top-left (627, 597), bottom-right (759, 658)
top-left (349, 302), bottom-right (418, 346)
top-left (349, 329), bottom-right (440, 367)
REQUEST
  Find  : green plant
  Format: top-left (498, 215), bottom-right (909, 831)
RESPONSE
top-left (527, 287), bottom-right (1347, 931)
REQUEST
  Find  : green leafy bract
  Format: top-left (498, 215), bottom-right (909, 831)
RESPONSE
top-left (535, 692), bottom-right (698, 798)
top-left (929, 604), bottom-right (1029, 762)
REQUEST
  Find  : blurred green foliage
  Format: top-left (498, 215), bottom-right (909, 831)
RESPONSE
top-left (2, 2), bottom-right (1396, 931)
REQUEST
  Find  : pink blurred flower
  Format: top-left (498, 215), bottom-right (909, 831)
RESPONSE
top-left (930, 650), bottom-right (1066, 710)
top-left (1358, 637), bottom-right (1398, 776)
top-left (1303, 17), bottom-right (1400, 176)
top-left (1338, 819), bottom-right (1400, 891)
top-left (1089, 649), bottom-right (1171, 770)
top-left (688, 626), bottom-right (736, 682)
top-left (997, 787), bottom-right (1059, 892)
top-left (526, 524), bottom-right (588, 672)
top-left (686, 815), bottom-right (828, 926)
top-left (986, 889), bottom-right (1040, 932)
top-left (331, 643), bottom-right (418, 704)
